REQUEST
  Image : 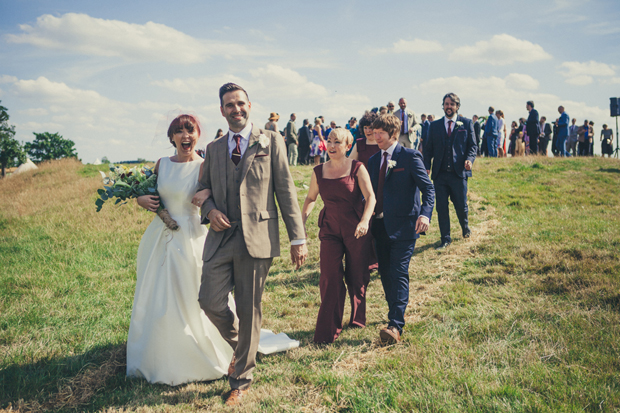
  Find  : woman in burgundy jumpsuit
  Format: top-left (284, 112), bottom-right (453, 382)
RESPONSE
top-left (302, 128), bottom-right (376, 344)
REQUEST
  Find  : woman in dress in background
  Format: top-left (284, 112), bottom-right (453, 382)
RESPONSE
top-left (496, 110), bottom-right (507, 157)
top-left (309, 117), bottom-right (326, 166)
top-left (128, 114), bottom-right (233, 385)
top-left (601, 124), bottom-right (614, 157)
top-left (302, 128), bottom-right (376, 344)
top-left (265, 112), bottom-right (279, 133)
top-left (508, 120), bottom-right (519, 157)
top-left (349, 111), bottom-right (380, 168)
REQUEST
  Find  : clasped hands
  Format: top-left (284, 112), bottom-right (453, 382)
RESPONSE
top-left (207, 208), bottom-right (307, 270)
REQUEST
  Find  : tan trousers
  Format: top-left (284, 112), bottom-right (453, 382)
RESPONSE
top-left (515, 138), bottom-right (525, 156)
top-left (198, 229), bottom-right (272, 390)
top-left (398, 133), bottom-right (412, 148)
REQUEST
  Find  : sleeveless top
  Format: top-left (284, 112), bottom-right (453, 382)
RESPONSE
top-left (315, 160), bottom-right (365, 231)
top-left (355, 138), bottom-right (380, 169)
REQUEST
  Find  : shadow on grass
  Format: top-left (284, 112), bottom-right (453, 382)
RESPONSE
top-left (598, 167), bottom-right (620, 174)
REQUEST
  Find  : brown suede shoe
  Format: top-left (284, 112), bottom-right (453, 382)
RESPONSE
top-left (224, 388), bottom-right (248, 406)
top-left (228, 355), bottom-right (236, 377)
top-left (379, 326), bottom-right (401, 344)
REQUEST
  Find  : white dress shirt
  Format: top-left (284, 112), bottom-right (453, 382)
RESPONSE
top-left (227, 123), bottom-right (253, 157)
top-left (443, 115), bottom-right (457, 135)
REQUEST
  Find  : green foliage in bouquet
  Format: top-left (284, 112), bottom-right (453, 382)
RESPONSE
top-left (95, 164), bottom-right (179, 230)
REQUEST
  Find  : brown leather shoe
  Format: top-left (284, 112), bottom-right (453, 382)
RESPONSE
top-left (227, 355), bottom-right (236, 377)
top-left (224, 388), bottom-right (248, 406)
top-left (379, 326), bottom-right (401, 344)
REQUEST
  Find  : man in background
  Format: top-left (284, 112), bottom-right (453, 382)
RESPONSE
top-left (526, 101), bottom-right (540, 155)
top-left (393, 98), bottom-right (417, 148)
top-left (285, 113), bottom-right (298, 166)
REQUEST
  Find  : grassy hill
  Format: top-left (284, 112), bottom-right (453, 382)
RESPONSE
top-left (0, 156), bottom-right (619, 412)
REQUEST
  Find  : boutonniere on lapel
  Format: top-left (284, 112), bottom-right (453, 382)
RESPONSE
top-left (385, 160), bottom-right (397, 178)
top-left (456, 121), bottom-right (464, 129)
top-left (250, 134), bottom-right (270, 149)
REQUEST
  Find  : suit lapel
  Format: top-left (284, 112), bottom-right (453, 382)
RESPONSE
top-left (215, 136), bottom-right (228, 215)
top-left (386, 144), bottom-right (402, 181)
top-left (240, 124), bottom-right (261, 184)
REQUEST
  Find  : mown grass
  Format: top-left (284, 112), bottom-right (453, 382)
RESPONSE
top-left (0, 156), bottom-right (619, 412)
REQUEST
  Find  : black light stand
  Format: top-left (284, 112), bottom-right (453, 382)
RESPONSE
top-left (610, 98), bottom-right (620, 158)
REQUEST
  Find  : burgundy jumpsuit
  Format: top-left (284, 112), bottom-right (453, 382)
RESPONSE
top-left (313, 160), bottom-right (373, 343)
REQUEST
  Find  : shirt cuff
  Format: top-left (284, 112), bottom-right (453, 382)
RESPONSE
top-left (420, 215), bottom-right (430, 221)
top-left (290, 239), bottom-right (306, 245)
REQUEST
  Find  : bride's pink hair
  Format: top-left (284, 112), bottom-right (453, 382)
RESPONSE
top-left (167, 114), bottom-right (202, 142)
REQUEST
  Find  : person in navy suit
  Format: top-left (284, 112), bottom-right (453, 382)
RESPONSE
top-left (368, 114), bottom-right (435, 344)
top-left (423, 93), bottom-right (477, 249)
top-left (526, 101), bottom-right (540, 155)
top-left (483, 107), bottom-right (499, 157)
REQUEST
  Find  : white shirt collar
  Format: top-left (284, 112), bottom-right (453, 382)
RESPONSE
top-left (228, 122), bottom-right (253, 142)
top-left (381, 140), bottom-right (398, 158)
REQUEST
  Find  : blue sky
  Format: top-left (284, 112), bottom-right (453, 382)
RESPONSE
top-left (1, 0), bottom-right (619, 162)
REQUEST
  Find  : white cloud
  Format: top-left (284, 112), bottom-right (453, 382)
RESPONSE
top-left (449, 34), bottom-right (552, 65)
top-left (369, 38), bottom-right (443, 54)
top-left (566, 75), bottom-right (594, 86)
top-left (0, 75), bottom-right (18, 84)
top-left (18, 108), bottom-right (49, 117)
top-left (505, 73), bottom-right (540, 90)
top-left (5, 13), bottom-right (265, 64)
top-left (558, 60), bottom-right (615, 85)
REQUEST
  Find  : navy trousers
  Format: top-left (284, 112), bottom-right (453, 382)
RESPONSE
top-left (371, 218), bottom-right (416, 333)
top-left (434, 171), bottom-right (469, 243)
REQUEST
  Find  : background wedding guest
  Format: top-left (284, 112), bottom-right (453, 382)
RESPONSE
top-left (601, 124), bottom-right (614, 157)
top-left (286, 113), bottom-right (298, 166)
top-left (578, 120), bottom-right (588, 156)
top-left (386, 101), bottom-right (395, 114)
top-left (472, 115), bottom-right (481, 155)
top-left (556, 106), bottom-right (571, 157)
top-left (496, 110), bottom-right (506, 157)
top-left (379, 106), bottom-right (388, 115)
top-left (393, 98), bottom-right (417, 148)
top-left (526, 101), bottom-right (540, 155)
top-left (424, 93), bottom-right (476, 249)
top-left (369, 114), bottom-right (434, 344)
top-left (508, 120), bottom-right (519, 156)
top-left (214, 128), bottom-right (224, 140)
top-left (588, 121), bottom-right (595, 155)
top-left (302, 128), bottom-right (375, 344)
top-left (483, 106), bottom-right (498, 157)
top-left (349, 111), bottom-right (380, 168)
top-left (265, 112), bottom-right (279, 133)
top-left (297, 119), bottom-right (313, 165)
top-left (310, 117), bottom-right (326, 165)
top-left (568, 118), bottom-right (579, 156)
top-left (539, 116), bottom-right (552, 156)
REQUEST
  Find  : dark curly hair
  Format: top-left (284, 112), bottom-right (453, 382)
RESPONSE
top-left (358, 111), bottom-right (379, 130)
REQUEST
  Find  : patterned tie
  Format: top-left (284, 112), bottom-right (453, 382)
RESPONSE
top-left (376, 152), bottom-right (389, 215)
top-left (231, 134), bottom-right (242, 165)
top-left (447, 120), bottom-right (453, 136)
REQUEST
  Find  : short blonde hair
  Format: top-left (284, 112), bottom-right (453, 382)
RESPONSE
top-left (328, 128), bottom-right (354, 146)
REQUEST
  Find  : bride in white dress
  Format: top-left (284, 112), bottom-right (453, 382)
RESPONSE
top-left (127, 114), bottom-right (233, 385)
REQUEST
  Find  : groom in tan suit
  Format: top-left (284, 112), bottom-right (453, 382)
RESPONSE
top-left (197, 83), bottom-right (307, 406)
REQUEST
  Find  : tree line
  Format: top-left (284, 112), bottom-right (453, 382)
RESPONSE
top-left (0, 100), bottom-right (78, 177)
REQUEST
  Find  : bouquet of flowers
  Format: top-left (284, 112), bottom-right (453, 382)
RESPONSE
top-left (95, 164), bottom-right (179, 230)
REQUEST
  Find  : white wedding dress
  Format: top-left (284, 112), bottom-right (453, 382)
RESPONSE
top-left (126, 157), bottom-right (299, 386)
top-left (126, 157), bottom-right (233, 385)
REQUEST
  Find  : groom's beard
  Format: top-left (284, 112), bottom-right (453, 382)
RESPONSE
top-left (444, 108), bottom-right (456, 118)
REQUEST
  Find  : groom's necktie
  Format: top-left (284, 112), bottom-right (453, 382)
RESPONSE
top-left (232, 134), bottom-right (242, 165)
top-left (447, 120), bottom-right (453, 136)
top-left (376, 152), bottom-right (389, 215)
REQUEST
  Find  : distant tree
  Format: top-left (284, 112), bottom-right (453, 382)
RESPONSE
top-left (101, 156), bottom-right (110, 164)
top-left (25, 132), bottom-right (78, 163)
top-left (0, 101), bottom-right (27, 178)
top-left (136, 158), bottom-right (146, 163)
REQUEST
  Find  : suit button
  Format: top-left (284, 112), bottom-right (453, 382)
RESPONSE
top-left (235, 168), bottom-right (239, 171)
top-left (236, 180), bottom-right (239, 183)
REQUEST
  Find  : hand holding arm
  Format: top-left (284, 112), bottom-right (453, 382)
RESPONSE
top-left (137, 195), bottom-right (159, 212)
top-left (192, 188), bottom-right (212, 207)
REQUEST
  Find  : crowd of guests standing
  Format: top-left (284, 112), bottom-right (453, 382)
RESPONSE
top-left (262, 100), bottom-right (615, 166)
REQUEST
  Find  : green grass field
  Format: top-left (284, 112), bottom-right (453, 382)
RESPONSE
top-left (1, 156), bottom-right (619, 412)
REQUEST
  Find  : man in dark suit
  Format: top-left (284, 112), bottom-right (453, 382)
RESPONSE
top-left (297, 119), bottom-right (312, 165)
top-left (472, 115), bottom-right (481, 155)
top-left (526, 101), bottom-right (540, 155)
top-left (420, 114), bottom-right (430, 153)
top-left (368, 114), bottom-right (434, 344)
top-left (483, 106), bottom-right (499, 157)
top-left (423, 93), bottom-right (477, 249)
top-left (539, 116), bottom-right (552, 156)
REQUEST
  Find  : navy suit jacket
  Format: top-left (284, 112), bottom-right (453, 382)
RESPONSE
top-left (483, 114), bottom-right (499, 138)
top-left (368, 144), bottom-right (434, 241)
top-left (423, 115), bottom-right (477, 181)
top-left (526, 109), bottom-right (540, 140)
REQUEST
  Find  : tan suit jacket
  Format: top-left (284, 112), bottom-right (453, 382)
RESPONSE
top-left (393, 108), bottom-right (417, 143)
top-left (199, 124), bottom-right (305, 261)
